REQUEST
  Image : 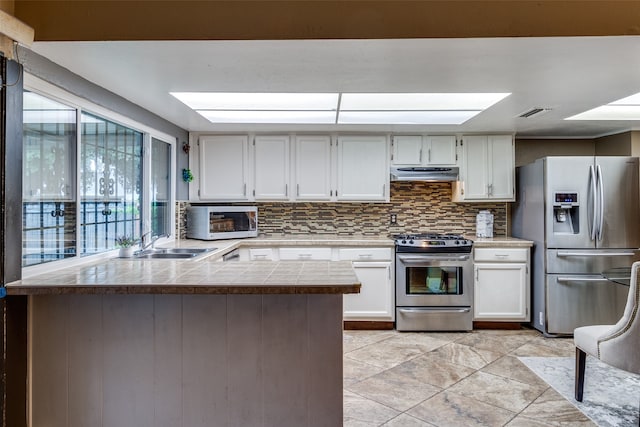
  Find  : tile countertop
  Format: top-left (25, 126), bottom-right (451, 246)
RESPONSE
top-left (7, 235), bottom-right (533, 295)
top-left (470, 236), bottom-right (534, 248)
top-left (7, 260), bottom-right (360, 295)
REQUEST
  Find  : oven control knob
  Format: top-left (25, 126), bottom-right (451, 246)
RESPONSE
top-left (401, 240), bottom-right (407, 244)
top-left (408, 240), bottom-right (414, 244)
top-left (455, 240), bottom-right (459, 244)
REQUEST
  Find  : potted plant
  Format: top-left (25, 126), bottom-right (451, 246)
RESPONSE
top-left (115, 235), bottom-right (138, 258)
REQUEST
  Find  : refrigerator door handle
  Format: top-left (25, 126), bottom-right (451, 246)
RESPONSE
top-left (557, 276), bottom-right (612, 283)
top-left (596, 164), bottom-right (604, 241)
top-left (557, 250), bottom-right (638, 257)
top-left (589, 164), bottom-right (597, 241)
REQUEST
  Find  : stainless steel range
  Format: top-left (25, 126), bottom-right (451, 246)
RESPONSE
top-left (394, 233), bottom-right (474, 331)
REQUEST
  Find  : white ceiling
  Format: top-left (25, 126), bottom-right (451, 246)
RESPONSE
top-left (30, 36), bottom-right (640, 138)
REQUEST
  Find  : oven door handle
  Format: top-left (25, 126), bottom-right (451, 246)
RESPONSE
top-left (397, 254), bottom-right (471, 264)
top-left (398, 307), bottom-right (471, 314)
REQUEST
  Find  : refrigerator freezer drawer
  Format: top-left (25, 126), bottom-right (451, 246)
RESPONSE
top-left (546, 274), bottom-right (628, 335)
top-left (546, 249), bottom-right (640, 274)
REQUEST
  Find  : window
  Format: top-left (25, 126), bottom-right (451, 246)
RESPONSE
top-left (22, 91), bottom-right (77, 266)
top-left (151, 138), bottom-right (172, 237)
top-left (22, 85), bottom-right (175, 268)
top-left (80, 113), bottom-right (143, 256)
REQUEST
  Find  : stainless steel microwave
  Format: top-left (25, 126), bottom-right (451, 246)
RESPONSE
top-left (186, 206), bottom-right (258, 240)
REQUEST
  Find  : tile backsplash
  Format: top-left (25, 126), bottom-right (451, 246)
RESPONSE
top-left (177, 182), bottom-right (507, 239)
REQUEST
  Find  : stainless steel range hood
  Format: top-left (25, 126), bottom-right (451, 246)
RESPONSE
top-left (390, 166), bottom-right (459, 182)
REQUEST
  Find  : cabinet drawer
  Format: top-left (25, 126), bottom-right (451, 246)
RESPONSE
top-left (474, 248), bottom-right (528, 262)
top-left (248, 248), bottom-right (275, 261)
top-left (279, 247), bottom-right (332, 260)
top-left (338, 248), bottom-right (392, 261)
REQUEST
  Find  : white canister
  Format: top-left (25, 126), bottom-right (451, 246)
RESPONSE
top-left (476, 210), bottom-right (494, 238)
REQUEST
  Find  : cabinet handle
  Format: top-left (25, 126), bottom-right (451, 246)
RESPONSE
top-left (298, 254), bottom-right (312, 259)
top-left (285, 184), bottom-right (288, 196)
top-left (383, 183), bottom-right (386, 196)
top-left (428, 148), bottom-right (431, 162)
top-left (297, 184), bottom-right (300, 196)
top-left (358, 254), bottom-right (373, 259)
top-left (419, 149), bottom-right (423, 163)
top-left (488, 183), bottom-right (493, 196)
top-left (243, 183), bottom-right (247, 196)
top-left (494, 254), bottom-right (509, 258)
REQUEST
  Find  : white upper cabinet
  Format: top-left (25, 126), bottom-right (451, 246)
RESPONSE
top-left (453, 134), bottom-right (515, 202)
top-left (198, 135), bottom-right (249, 200)
top-left (253, 135), bottom-right (290, 200)
top-left (294, 135), bottom-right (332, 200)
top-left (337, 135), bottom-right (389, 201)
top-left (391, 135), bottom-right (456, 166)
top-left (426, 135), bottom-right (457, 165)
top-left (392, 135), bottom-right (422, 166)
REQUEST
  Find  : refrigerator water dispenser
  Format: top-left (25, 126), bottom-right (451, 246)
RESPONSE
top-left (553, 192), bottom-right (579, 234)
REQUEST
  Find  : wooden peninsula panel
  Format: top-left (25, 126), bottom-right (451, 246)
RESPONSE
top-left (16, 259), bottom-right (358, 426)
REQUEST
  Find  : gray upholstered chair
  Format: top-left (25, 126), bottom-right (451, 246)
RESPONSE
top-left (574, 260), bottom-right (640, 405)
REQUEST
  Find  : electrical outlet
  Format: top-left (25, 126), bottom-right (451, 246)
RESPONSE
top-left (390, 214), bottom-right (397, 224)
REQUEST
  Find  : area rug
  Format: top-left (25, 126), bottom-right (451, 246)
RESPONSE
top-left (519, 357), bottom-right (640, 427)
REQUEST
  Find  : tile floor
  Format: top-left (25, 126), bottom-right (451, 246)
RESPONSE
top-left (343, 328), bottom-right (596, 426)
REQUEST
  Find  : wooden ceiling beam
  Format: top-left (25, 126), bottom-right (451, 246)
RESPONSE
top-left (14, 1), bottom-right (640, 42)
top-left (0, 7), bottom-right (33, 46)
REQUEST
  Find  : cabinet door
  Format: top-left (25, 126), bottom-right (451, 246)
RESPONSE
top-left (278, 247), bottom-right (332, 260)
top-left (337, 136), bottom-right (388, 201)
top-left (425, 135), bottom-right (457, 166)
top-left (391, 135), bottom-right (422, 166)
top-left (343, 262), bottom-right (393, 321)
top-left (487, 135), bottom-right (514, 200)
top-left (295, 135), bottom-right (332, 200)
top-left (474, 263), bottom-right (528, 321)
top-left (248, 248), bottom-right (275, 261)
top-left (199, 135), bottom-right (249, 200)
top-left (254, 135), bottom-right (290, 200)
top-left (460, 135), bottom-right (489, 199)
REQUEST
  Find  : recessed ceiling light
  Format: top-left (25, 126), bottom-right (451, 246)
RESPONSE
top-left (172, 91), bottom-right (510, 124)
top-left (567, 105), bottom-right (640, 121)
top-left (340, 93), bottom-right (510, 111)
top-left (196, 110), bottom-right (337, 124)
top-left (567, 91), bottom-right (640, 120)
top-left (171, 92), bottom-right (339, 111)
top-left (338, 110), bottom-right (480, 125)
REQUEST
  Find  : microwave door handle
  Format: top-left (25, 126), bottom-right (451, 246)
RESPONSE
top-left (597, 164), bottom-right (604, 242)
top-left (589, 164), bottom-right (597, 241)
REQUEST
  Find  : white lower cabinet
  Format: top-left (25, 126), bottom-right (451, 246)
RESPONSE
top-left (279, 247), bottom-right (332, 260)
top-left (238, 245), bottom-right (394, 321)
top-left (341, 248), bottom-right (393, 321)
top-left (473, 247), bottom-right (530, 321)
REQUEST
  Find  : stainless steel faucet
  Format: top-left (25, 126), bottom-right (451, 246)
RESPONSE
top-left (140, 232), bottom-right (169, 251)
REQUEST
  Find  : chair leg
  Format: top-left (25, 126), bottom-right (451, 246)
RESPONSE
top-left (575, 347), bottom-right (586, 402)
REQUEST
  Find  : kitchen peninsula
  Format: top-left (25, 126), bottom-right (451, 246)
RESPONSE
top-left (7, 258), bottom-right (359, 427)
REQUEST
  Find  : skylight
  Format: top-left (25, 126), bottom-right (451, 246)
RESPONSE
top-left (170, 92), bottom-right (511, 124)
top-left (567, 91), bottom-right (640, 120)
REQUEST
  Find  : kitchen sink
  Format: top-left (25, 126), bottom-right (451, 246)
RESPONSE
top-left (135, 253), bottom-right (199, 259)
top-left (133, 247), bottom-right (217, 259)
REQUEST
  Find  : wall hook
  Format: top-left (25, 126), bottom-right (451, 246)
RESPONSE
top-left (182, 143), bottom-right (191, 154)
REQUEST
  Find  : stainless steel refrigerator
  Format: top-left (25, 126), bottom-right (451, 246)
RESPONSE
top-left (512, 156), bottom-right (640, 336)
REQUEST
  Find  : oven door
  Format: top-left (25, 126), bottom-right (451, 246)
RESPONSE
top-left (395, 253), bottom-right (473, 307)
